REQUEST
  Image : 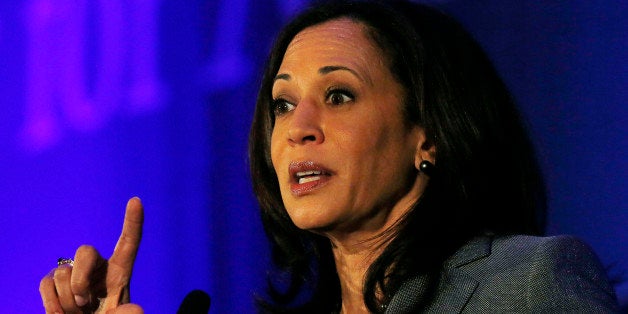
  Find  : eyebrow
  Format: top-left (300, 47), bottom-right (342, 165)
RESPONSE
top-left (318, 65), bottom-right (362, 80)
top-left (274, 73), bottom-right (291, 82)
top-left (273, 65), bottom-right (368, 84)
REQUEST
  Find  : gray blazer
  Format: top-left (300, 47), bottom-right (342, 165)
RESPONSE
top-left (386, 235), bottom-right (619, 313)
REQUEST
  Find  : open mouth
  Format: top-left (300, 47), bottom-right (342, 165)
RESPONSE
top-left (295, 170), bottom-right (325, 184)
top-left (289, 161), bottom-right (333, 195)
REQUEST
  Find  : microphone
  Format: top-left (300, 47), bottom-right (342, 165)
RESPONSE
top-left (177, 289), bottom-right (211, 314)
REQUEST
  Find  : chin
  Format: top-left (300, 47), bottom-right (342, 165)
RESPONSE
top-left (286, 205), bottom-right (338, 231)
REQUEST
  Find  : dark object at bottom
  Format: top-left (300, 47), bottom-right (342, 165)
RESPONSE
top-left (177, 289), bottom-right (211, 314)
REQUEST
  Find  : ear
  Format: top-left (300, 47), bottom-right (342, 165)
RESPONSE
top-left (414, 127), bottom-right (436, 171)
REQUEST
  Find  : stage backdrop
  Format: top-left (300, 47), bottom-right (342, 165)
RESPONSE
top-left (0, 0), bottom-right (625, 312)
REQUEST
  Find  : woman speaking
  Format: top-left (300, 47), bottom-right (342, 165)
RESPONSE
top-left (40, 1), bottom-right (619, 313)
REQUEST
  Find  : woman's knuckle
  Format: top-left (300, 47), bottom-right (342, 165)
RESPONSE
top-left (39, 275), bottom-right (53, 292)
top-left (70, 276), bottom-right (88, 291)
top-left (53, 265), bottom-right (71, 280)
top-left (76, 244), bottom-right (96, 257)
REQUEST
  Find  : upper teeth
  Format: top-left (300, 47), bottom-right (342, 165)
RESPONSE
top-left (296, 170), bottom-right (322, 177)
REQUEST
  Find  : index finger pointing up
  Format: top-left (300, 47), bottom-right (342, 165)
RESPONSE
top-left (109, 197), bottom-right (144, 272)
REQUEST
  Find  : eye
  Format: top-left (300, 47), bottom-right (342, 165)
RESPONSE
top-left (272, 98), bottom-right (296, 116)
top-left (325, 88), bottom-right (354, 106)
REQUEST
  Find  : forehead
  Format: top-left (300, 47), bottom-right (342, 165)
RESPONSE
top-left (279, 18), bottom-right (386, 79)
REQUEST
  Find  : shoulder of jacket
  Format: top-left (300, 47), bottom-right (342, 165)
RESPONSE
top-left (491, 234), bottom-right (594, 259)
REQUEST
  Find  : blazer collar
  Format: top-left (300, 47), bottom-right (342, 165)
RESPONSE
top-left (385, 235), bottom-right (493, 313)
top-left (445, 234), bottom-right (493, 269)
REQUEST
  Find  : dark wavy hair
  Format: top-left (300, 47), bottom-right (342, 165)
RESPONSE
top-left (248, 1), bottom-right (546, 312)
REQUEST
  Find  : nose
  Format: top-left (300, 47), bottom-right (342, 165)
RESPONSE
top-left (287, 100), bottom-right (324, 146)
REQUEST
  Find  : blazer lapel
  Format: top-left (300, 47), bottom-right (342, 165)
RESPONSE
top-left (426, 269), bottom-right (478, 313)
top-left (385, 270), bottom-right (479, 313)
top-left (385, 273), bottom-right (430, 313)
top-left (386, 235), bottom-right (493, 313)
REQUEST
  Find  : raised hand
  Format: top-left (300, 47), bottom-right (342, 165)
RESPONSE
top-left (40, 197), bottom-right (144, 313)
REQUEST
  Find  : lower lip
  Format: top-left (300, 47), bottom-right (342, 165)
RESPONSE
top-left (290, 175), bottom-right (331, 196)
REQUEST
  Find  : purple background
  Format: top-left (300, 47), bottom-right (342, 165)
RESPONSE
top-left (1, 0), bottom-right (625, 312)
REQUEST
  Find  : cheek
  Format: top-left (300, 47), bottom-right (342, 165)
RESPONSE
top-left (343, 120), bottom-right (392, 156)
top-left (269, 128), bottom-right (286, 178)
top-left (270, 139), bottom-right (280, 173)
top-left (347, 123), bottom-right (415, 181)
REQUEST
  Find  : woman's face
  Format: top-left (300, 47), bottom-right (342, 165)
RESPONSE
top-left (270, 18), bottom-right (427, 237)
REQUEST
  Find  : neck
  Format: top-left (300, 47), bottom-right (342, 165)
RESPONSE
top-left (331, 232), bottom-right (389, 314)
top-left (328, 173), bottom-right (428, 313)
